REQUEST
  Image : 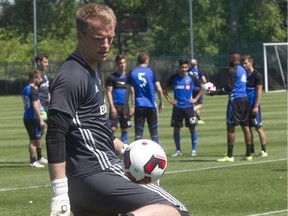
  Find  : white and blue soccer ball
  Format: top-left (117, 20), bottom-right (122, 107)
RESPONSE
top-left (122, 139), bottom-right (167, 184)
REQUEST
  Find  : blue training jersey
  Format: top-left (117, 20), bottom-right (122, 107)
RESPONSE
top-left (165, 73), bottom-right (201, 108)
top-left (106, 72), bottom-right (127, 105)
top-left (22, 84), bottom-right (40, 119)
top-left (226, 64), bottom-right (247, 101)
top-left (127, 66), bottom-right (158, 108)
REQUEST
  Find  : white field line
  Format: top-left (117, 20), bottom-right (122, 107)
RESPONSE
top-left (165, 158), bottom-right (287, 174)
top-left (0, 184), bottom-right (50, 192)
top-left (246, 209), bottom-right (288, 216)
top-left (0, 158), bottom-right (286, 192)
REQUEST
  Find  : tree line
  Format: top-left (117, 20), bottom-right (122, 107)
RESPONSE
top-left (0, 0), bottom-right (286, 63)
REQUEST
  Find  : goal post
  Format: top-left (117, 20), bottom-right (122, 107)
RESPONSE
top-left (263, 42), bottom-right (288, 93)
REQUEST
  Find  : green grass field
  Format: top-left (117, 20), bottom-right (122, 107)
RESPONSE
top-left (0, 92), bottom-right (287, 216)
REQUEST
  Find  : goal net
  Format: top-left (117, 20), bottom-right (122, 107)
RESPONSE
top-left (263, 42), bottom-right (288, 93)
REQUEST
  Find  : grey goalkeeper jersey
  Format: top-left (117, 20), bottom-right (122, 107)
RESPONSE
top-left (49, 54), bottom-right (120, 178)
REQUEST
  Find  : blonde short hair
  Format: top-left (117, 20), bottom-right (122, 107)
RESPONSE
top-left (76, 3), bottom-right (117, 34)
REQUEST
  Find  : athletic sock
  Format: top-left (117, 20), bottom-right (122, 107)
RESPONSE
top-left (30, 157), bottom-right (36, 164)
top-left (227, 145), bottom-right (233, 158)
top-left (151, 135), bottom-right (159, 144)
top-left (246, 144), bottom-right (252, 157)
top-left (250, 143), bottom-right (255, 153)
top-left (191, 130), bottom-right (197, 151)
top-left (196, 112), bottom-right (201, 120)
top-left (121, 132), bottom-right (128, 144)
top-left (261, 144), bottom-right (267, 152)
top-left (173, 132), bottom-right (181, 151)
top-left (36, 148), bottom-right (42, 160)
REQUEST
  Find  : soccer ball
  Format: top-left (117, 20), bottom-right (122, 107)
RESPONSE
top-left (203, 82), bottom-right (216, 94)
top-left (122, 139), bottom-right (167, 184)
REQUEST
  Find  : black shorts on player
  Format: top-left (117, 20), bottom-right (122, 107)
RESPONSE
top-left (226, 97), bottom-right (250, 126)
top-left (23, 119), bottom-right (44, 140)
top-left (134, 107), bottom-right (158, 138)
top-left (69, 163), bottom-right (189, 216)
top-left (171, 107), bottom-right (197, 128)
top-left (109, 104), bottom-right (132, 129)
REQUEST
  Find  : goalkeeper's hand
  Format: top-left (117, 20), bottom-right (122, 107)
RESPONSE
top-left (50, 178), bottom-right (71, 216)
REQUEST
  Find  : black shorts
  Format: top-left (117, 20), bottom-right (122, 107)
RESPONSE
top-left (68, 163), bottom-right (189, 216)
top-left (226, 97), bottom-right (249, 126)
top-left (23, 118), bottom-right (43, 140)
top-left (134, 107), bottom-right (158, 131)
top-left (109, 105), bottom-right (132, 129)
top-left (171, 107), bottom-right (197, 128)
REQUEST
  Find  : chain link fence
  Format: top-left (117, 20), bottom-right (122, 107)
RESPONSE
top-left (0, 52), bottom-right (265, 95)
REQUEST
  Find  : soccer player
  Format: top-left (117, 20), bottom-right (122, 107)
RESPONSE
top-left (163, 59), bottom-right (203, 157)
top-left (46, 3), bottom-right (189, 216)
top-left (187, 58), bottom-right (207, 124)
top-left (187, 58), bottom-right (207, 156)
top-left (124, 52), bottom-right (164, 143)
top-left (35, 53), bottom-right (50, 112)
top-left (106, 54), bottom-right (133, 143)
top-left (242, 55), bottom-right (268, 157)
top-left (22, 69), bottom-right (46, 168)
top-left (208, 52), bottom-right (252, 162)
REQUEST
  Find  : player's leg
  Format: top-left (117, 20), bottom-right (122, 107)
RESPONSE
top-left (68, 164), bottom-right (189, 215)
top-left (146, 108), bottom-right (159, 143)
top-left (119, 105), bottom-right (131, 144)
top-left (171, 108), bottom-right (183, 156)
top-left (24, 119), bottom-right (45, 168)
top-left (194, 97), bottom-right (204, 124)
top-left (34, 120), bottom-right (47, 164)
top-left (253, 109), bottom-right (267, 157)
top-left (217, 101), bottom-right (235, 162)
top-left (249, 127), bottom-right (255, 153)
top-left (134, 107), bottom-right (145, 140)
top-left (238, 98), bottom-right (252, 160)
top-left (184, 107), bottom-right (197, 156)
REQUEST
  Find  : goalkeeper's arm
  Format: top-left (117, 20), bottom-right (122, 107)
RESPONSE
top-left (46, 110), bottom-right (72, 215)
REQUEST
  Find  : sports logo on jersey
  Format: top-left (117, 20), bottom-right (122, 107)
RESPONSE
top-left (185, 84), bottom-right (190, 90)
top-left (241, 74), bottom-right (247, 83)
top-left (99, 104), bottom-right (107, 115)
top-left (117, 81), bottom-right (126, 86)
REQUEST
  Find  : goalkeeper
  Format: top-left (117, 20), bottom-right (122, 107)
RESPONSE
top-left (46, 3), bottom-right (189, 216)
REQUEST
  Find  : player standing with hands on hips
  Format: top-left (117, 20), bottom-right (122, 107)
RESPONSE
top-left (46, 3), bottom-right (189, 216)
top-left (208, 52), bottom-right (252, 162)
top-left (163, 59), bottom-right (203, 157)
top-left (242, 55), bottom-right (268, 157)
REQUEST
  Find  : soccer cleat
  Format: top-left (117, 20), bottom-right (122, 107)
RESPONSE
top-left (191, 150), bottom-right (197, 157)
top-left (29, 161), bottom-right (45, 168)
top-left (38, 157), bottom-right (48, 165)
top-left (256, 151), bottom-right (268, 157)
top-left (217, 156), bottom-right (234, 162)
top-left (198, 120), bottom-right (205, 125)
top-left (241, 155), bottom-right (253, 161)
top-left (171, 151), bottom-right (182, 157)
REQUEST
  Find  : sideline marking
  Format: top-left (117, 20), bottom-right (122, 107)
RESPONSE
top-left (166, 158), bottom-right (287, 174)
top-left (246, 209), bottom-right (288, 216)
top-left (0, 185), bottom-right (50, 192)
